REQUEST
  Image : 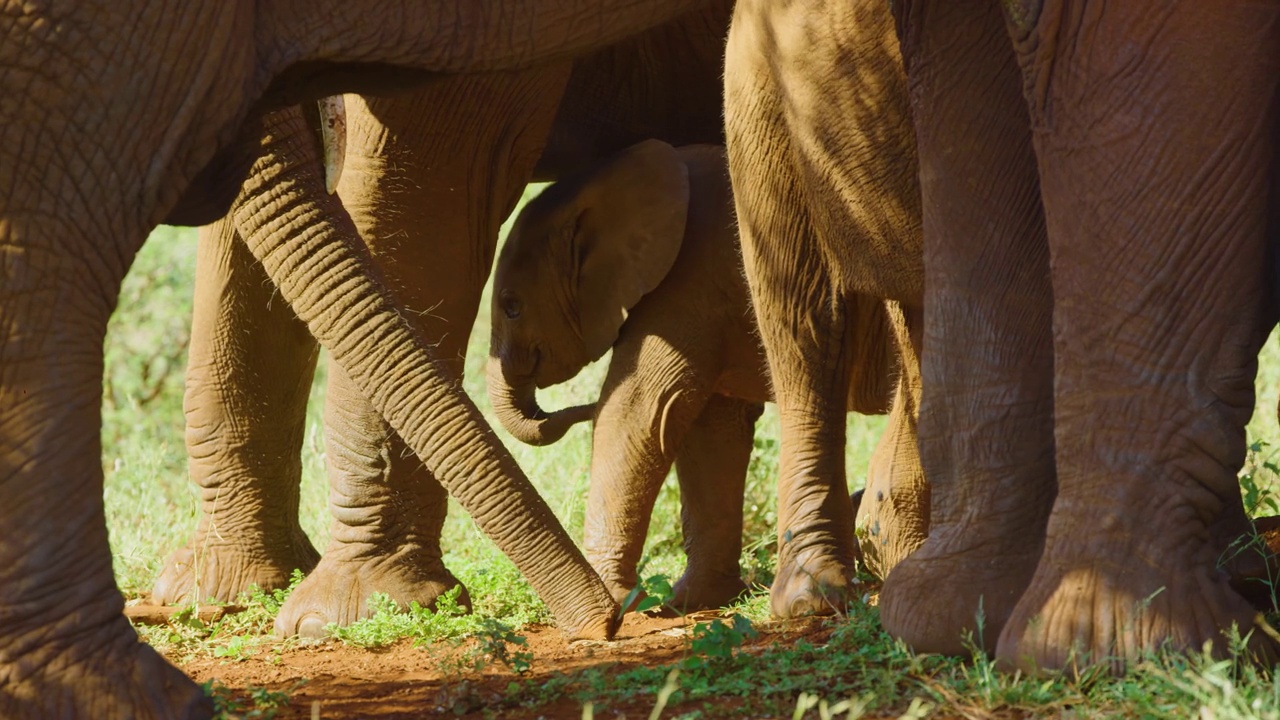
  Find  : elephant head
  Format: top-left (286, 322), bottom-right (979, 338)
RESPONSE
top-left (488, 139), bottom-right (691, 446)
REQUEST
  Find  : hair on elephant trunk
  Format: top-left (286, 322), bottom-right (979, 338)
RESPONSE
top-left (486, 355), bottom-right (595, 446)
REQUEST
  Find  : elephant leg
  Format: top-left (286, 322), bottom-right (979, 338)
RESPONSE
top-left (274, 364), bottom-right (466, 638)
top-left (0, 229), bottom-right (209, 716)
top-left (738, 223), bottom-right (863, 619)
top-left (275, 73), bottom-right (565, 637)
top-left (997, 1), bottom-right (1280, 671)
top-left (153, 216), bottom-right (321, 605)
top-left (857, 301), bottom-right (927, 579)
top-left (670, 396), bottom-right (763, 611)
top-left (728, 118), bottom-right (861, 618)
top-left (878, 0), bottom-right (1056, 655)
top-left (583, 343), bottom-right (714, 608)
top-left (727, 0), bottom-right (923, 619)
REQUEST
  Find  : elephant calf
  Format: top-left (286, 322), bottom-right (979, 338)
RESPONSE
top-left (487, 140), bottom-right (920, 611)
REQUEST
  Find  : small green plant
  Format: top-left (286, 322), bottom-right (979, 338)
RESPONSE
top-left (203, 681), bottom-right (292, 719)
top-left (423, 618), bottom-right (535, 678)
top-left (328, 586), bottom-right (478, 649)
top-left (330, 588), bottom-right (534, 675)
top-left (689, 614), bottom-right (757, 662)
top-left (619, 563), bottom-right (677, 616)
top-left (449, 553), bottom-right (552, 627)
top-left (211, 634), bottom-right (254, 661)
top-left (739, 533), bottom-right (776, 590)
top-left (677, 614), bottom-right (760, 698)
top-left (1241, 440), bottom-right (1280, 517)
top-left (474, 617), bottom-right (534, 675)
top-left (134, 570), bottom-right (306, 662)
top-left (724, 588), bottom-right (772, 625)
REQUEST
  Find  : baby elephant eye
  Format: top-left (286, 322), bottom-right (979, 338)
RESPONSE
top-left (501, 294), bottom-right (522, 320)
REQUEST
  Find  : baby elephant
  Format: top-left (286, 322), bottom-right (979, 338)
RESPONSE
top-left (487, 140), bottom-right (907, 610)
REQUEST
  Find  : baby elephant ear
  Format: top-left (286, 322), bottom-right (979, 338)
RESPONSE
top-left (573, 139), bottom-right (691, 360)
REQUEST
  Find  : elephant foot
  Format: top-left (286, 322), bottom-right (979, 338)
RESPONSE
top-left (995, 557), bottom-right (1276, 674)
top-left (273, 551), bottom-right (469, 639)
top-left (879, 529), bottom-right (1042, 656)
top-left (671, 570), bottom-right (749, 612)
top-left (769, 546), bottom-right (859, 618)
top-left (2, 617), bottom-right (212, 719)
top-left (152, 531), bottom-right (320, 605)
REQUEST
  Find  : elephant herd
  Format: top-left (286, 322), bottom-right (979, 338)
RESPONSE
top-left (2, 0), bottom-right (1279, 717)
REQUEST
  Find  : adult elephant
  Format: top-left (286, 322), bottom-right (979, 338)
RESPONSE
top-left (0, 2), bottom-right (718, 717)
top-left (152, 2), bottom-right (732, 639)
top-left (727, 0), bottom-right (1280, 670)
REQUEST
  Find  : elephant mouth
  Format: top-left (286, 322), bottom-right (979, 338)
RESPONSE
top-left (529, 346), bottom-right (582, 390)
top-left (528, 346), bottom-right (548, 388)
top-left (487, 348), bottom-right (594, 447)
top-left (521, 345), bottom-right (570, 390)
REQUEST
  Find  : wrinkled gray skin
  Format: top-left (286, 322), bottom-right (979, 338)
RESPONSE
top-left (0, 1), bottom-right (721, 717)
top-left (151, 1), bottom-right (732, 641)
top-left (489, 140), bottom-right (910, 611)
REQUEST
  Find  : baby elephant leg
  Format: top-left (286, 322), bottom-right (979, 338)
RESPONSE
top-left (671, 395), bottom-right (763, 611)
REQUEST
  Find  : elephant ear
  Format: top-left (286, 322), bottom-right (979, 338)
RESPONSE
top-left (571, 140), bottom-right (690, 361)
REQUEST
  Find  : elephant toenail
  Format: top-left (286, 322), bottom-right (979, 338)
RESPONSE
top-left (789, 595), bottom-right (817, 617)
top-left (297, 613), bottom-right (331, 640)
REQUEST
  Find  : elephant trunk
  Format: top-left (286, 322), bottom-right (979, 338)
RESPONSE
top-left (231, 105), bottom-right (618, 639)
top-left (487, 356), bottom-right (595, 447)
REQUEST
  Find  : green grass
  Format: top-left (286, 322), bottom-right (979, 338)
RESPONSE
top-left (102, 195), bottom-right (1280, 717)
top-left (414, 604), bottom-right (1280, 719)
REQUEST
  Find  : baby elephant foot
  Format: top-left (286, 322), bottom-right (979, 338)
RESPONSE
top-left (770, 547), bottom-right (860, 618)
top-left (996, 559), bottom-right (1276, 674)
top-left (671, 571), bottom-right (749, 612)
top-left (152, 535), bottom-right (320, 605)
top-left (879, 534), bottom-right (1041, 656)
top-left (273, 552), bottom-right (469, 639)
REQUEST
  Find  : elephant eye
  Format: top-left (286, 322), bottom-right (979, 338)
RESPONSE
top-left (501, 293), bottom-right (522, 320)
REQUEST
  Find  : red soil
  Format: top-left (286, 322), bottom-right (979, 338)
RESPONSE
top-left (164, 610), bottom-right (835, 719)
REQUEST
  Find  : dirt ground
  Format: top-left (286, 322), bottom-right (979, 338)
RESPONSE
top-left (166, 611), bottom-right (836, 719)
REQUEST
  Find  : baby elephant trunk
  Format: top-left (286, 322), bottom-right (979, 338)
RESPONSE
top-left (486, 356), bottom-right (595, 446)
